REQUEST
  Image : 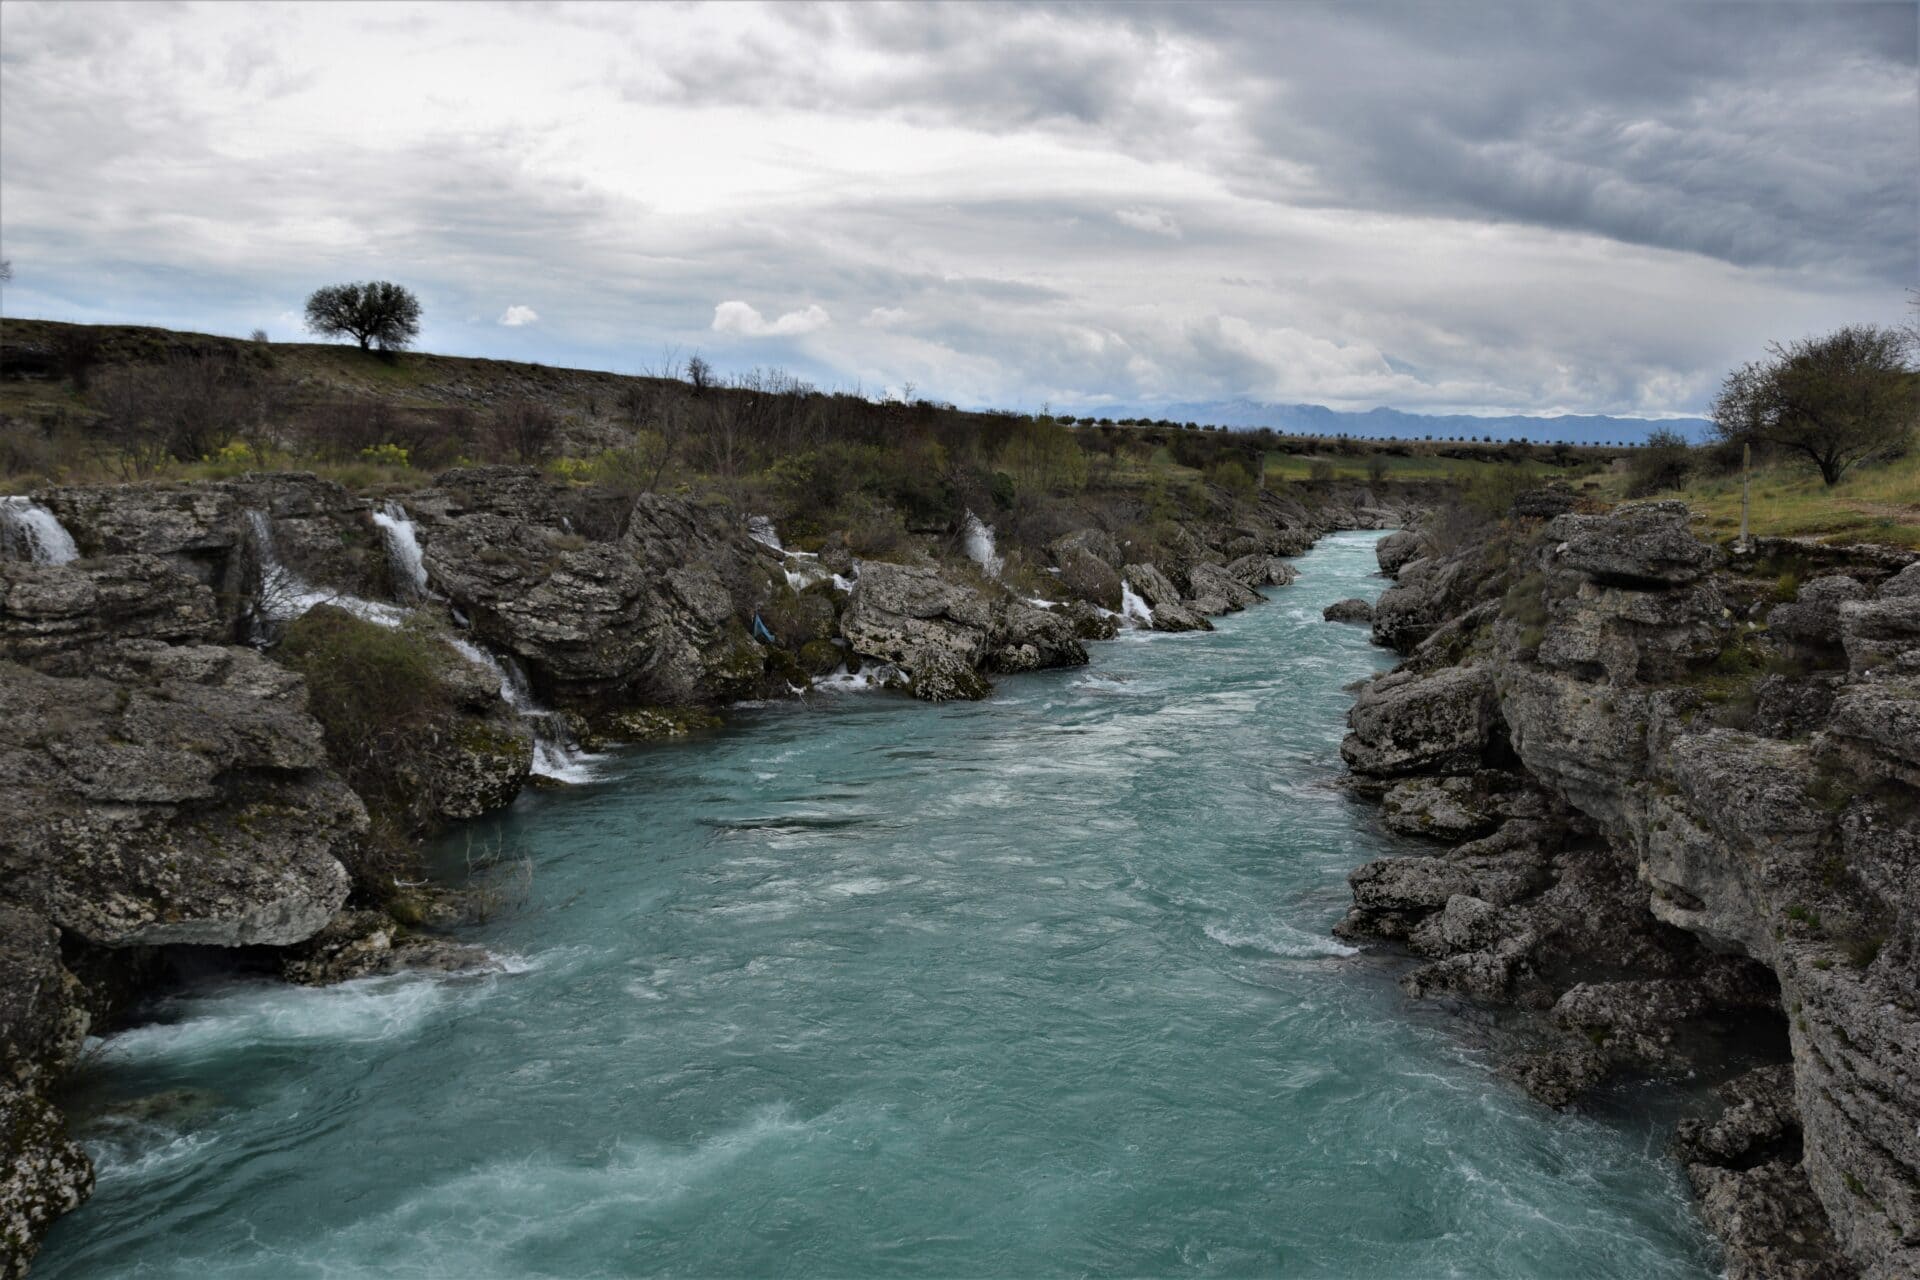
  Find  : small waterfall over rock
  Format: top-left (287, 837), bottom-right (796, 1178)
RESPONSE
top-left (1, 496), bottom-right (80, 564)
top-left (750, 514), bottom-right (850, 593)
top-left (1120, 580), bottom-right (1153, 628)
top-left (370, 501), bottom-right (430, 602)
top-left (247, 510), bottom-right (406, 632)
top-left (747, 515), bottom-right (782, 550)
top-left (962, 511), bottom-right (1002, 578)
top-left (447, 639), bottom-right (602, 783)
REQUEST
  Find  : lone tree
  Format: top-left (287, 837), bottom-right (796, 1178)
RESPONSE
top-left (1711, 324), bottom-right (1916, 486)
top-left (304, 281), bottom-right (421, 351)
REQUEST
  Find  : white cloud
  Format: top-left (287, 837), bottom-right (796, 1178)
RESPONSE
top-left (498, 305), bottom-right (539, 327)
top-left (1114, 207), bottom-right (1182, 238)
top-left (711, 300), bottom-right (832, 337)
top-left (864, 306), bottom-right (909, 328)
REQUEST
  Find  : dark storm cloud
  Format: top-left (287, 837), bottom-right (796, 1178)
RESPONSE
top-left (655, 1), bottom-right (1918, 283)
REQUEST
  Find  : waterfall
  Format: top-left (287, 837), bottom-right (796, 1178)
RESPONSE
top-left (448, 639), bottom-right (603, 784)
top-left (962, 511), bottom-right (1002, 578)
top-left (247, 510), bottom-right (406, 631)
top-left (1120, 580), bottom-right (1153, 628)
top-left (750, 514), bottom-right (847, 593)
top-left (1, 496), bottom-right (80, 564)
top-left (370, 501), bottom-right (430, 601)
top-left (747, 516), bottom-right (783, 550)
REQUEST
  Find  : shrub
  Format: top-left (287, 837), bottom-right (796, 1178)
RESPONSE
top-left (1625, 427), bottom-right (1694, 497)
top-left (996, 417), bottom-right (1087, 495)
top-left (1207, 459), bottom-right (1254, 494)
top-left (359, 442), bottom-right (411, 468)
top-left (1308, 459), bottom-right (1335, 483)
top-left (92, 353), bottom-right (284, 465)
top-left (1458, 463), bottom-right (1536, 518)
top-left (489, 397), bottom-right (560, 463)
top-left (274, 607), bottom-right (460, 897)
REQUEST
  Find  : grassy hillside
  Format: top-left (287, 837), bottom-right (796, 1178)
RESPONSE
top-left (23, 314), bottom-right (1910, 556)
top-left (1632, 452), bottom-right (1920, 549)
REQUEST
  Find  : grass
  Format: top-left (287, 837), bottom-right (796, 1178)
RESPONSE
top-left (1622, 453), bottom-right (1920, 549)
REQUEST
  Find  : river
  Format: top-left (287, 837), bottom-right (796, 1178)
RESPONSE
top-left (38, 531), bottom-right (1718, 1278)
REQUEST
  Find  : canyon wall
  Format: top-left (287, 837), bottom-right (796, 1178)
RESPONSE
top-left (1340, 497), bottom-right (1919, 1279)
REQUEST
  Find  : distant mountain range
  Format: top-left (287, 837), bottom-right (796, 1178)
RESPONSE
top-left (1062, 399), bottom-right (1712, 445)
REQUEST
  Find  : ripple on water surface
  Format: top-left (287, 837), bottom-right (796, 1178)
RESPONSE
top-left (38, 532), bottom-right (1720, 1279)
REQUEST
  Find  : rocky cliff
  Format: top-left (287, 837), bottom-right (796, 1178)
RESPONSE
top-left (0, 467), bottom-right (1413, 1272)
top-left (1338, 497), bottom-right (1919, 1279)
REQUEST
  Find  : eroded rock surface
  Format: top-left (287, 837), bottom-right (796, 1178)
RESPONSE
top-left (1335, 497), bottom-right (1920, 1279)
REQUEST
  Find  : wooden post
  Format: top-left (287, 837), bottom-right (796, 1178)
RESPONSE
top-left (1739, 442), bottom-right (1751, 552)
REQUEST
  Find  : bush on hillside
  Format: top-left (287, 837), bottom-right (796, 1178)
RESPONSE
top-left (92, 353), bottom-right (285, 468)
top-left (1626, 427), bottom-right (1696, 496)
top-left (275, 606), bottom-right (459, 897)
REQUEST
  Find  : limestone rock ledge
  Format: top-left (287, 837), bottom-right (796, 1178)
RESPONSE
top-left (1336, 497), bottom-right (1919, 1280)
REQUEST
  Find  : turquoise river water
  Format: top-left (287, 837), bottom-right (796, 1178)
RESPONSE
top-left (38, 531), bottom-right (1719, 1278)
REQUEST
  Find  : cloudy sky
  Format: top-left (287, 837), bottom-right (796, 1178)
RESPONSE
top-left (1, 1), bottom-right (1913, 417)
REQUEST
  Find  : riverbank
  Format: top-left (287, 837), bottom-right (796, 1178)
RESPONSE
top-left (1334, 498), bottom-right (1920, 1280)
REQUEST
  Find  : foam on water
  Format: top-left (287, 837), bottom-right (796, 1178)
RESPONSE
top-left (97, 973), bottom-right (459, 1063)
top-left (1205, 919), bottom-right (1361, 958)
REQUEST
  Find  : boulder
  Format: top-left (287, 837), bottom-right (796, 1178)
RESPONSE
top-left (1379, 774), bottom-right (1508, 841)
top-left (280, 909), bottom-right (494, 986)
top-left (1837, 596), bottom-right (1920, 677)
top-left (984, 600), bottom-right (1088, 674)
top-left (1375, 528), bottom-right (1425, 577)
top-left (414, 480), bottom-right (771, 706)
top-left (1369, 552), bottom-right (1494, 652)
top-left (1149, 601), bottom-right (1213, 633)
top-left (1185, 562), bottom-right (1260, 615)
top-left (1057, 600), bottom-right (1120, 641)
top-left (1545, 500), bottom-right (1720, 588)
top-left (1349, 855), bottom-right (1477, 915)
top-left (905, 650), bottom-right (991, 703)
top-left (1341, 665), bottom-right (1499, 779)
top-left (1323, 598), bottom-right (1373, 624)
top-left (1768, 576), bottom-right (1868, 652)
top-left (1879, 561), bottom-right (1920, 598)
top-left (1122, 563), bottom-right (1212, 632)
top-left (1121, 562), bottom-right (1183, 610)
top-left (0, 1085), bottom-right (92, 1277)
top-left (1050, 530), bottom-right (1123, 612)
top-left (1223, 554), bottom-right (1298, 588)
top-left (0, 555), bottom-right (220, 662)
top-left (841, 561), bottom-right (992, 676)
top-left (0, 644), bottom-right (361, 948)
